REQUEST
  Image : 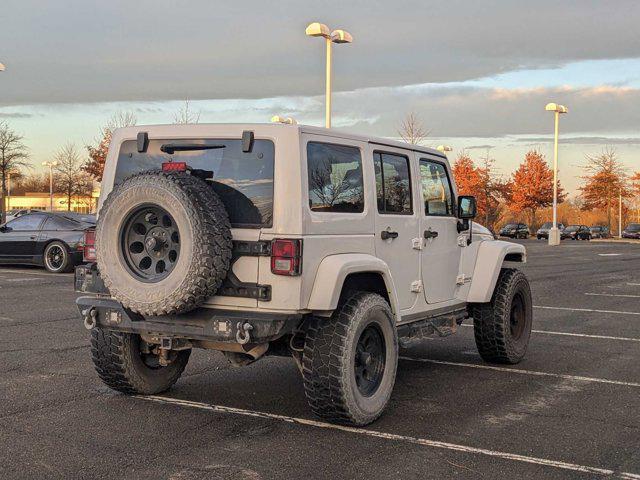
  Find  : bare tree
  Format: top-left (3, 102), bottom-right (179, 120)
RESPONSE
top-left (308, 157), bottom-right (352, 208)
top-left (54, 144), bottom-right (94, 211)
top-left (397, 112), bottom-right (429, 145)
top-left (0, 122), bottom-right (31, 222)
top-left (173, 99), bottom-right (201, 124)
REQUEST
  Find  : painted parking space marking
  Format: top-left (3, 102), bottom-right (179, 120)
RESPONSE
top-left (400, 357), bottom-right (640, 388)
top-left (136, 395), bottom-right (640, 479)
top-left (460, 324), bottom-right (640, 343)
top-left (598, 253), bottom-right (622, 257)
top-left (534, 305), bottom-right (640, 316)
top-left (585, 293), bottom-right (640, 299)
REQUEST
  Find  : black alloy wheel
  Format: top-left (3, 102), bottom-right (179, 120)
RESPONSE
top-left (121, 205), bottom-right (180, 282)
top-left (509, 292), bottom-right (527, 341)
top-left (354, 325), bottom-right (386, 397)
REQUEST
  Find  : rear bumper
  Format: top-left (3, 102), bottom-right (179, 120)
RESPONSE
top-left (76, 296), bottom-right (302, 344)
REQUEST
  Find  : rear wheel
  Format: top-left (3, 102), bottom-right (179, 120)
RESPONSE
top-left (43, 241), bottom-right (73, 273)
top-left (470, 268), bottom-right (532, 364)
top-left (302, 292), bottom-right (398, 426)
top-left (91, 329), bottom-right (190, 394)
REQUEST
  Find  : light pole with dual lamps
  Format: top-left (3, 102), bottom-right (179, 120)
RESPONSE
top-left (42, 161), bottom-right (58, 212)
top-left (305, 22), bottom-right (353, 129)
top-left (545, 103), bottom-right (568, 246)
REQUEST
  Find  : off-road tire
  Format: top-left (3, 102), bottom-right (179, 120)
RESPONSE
top-left (96, 171), bottom-right (232, 316)
top-left (91, 329), bottom-right (190, 394)
top-left (470, 268), bottom-right (532, 364)
top-left (302, 292), bottom-right (398, 426)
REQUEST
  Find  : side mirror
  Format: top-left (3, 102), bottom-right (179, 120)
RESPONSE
top-left (458, 196), bottom-right (477, 219)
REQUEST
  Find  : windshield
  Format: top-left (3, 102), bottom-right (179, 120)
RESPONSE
top-left (626, 223), bottom-right (640, 232)
top-left (540, 222), bottom-right (552, 229)
top-left (503, 223), bottom-right (518, 229)
top-left (115, 138), bottom-right (275, 228)
top-left (565, 225), bottom-right (579, 232)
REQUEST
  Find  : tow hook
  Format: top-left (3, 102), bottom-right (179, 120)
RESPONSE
top-left (236, 322), bottom-right (253, 345)
top-left (82, 308), bottom-right (98, 330)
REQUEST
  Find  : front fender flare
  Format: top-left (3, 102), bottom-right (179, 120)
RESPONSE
top-left (307, 254), bottom-right (399, 317)
top-left (467, 241), bottom-right (526, 303)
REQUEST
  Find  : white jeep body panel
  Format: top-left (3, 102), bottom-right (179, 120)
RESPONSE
top-left (100, 123), bottom-right (525, 323)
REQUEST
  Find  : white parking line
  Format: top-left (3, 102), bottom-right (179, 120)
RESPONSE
top-left (534, 305), bottom-right (640, 316)
top-left (136, 395), bottom-right (640, 479)
top-left (598, 253), bottom-right (622, 256)
top-left (460, 324), bottom-right (640, 343)
top-left (400, 357), bottom-right (640, 388)
top-left (585, 293), bottom-right (640, 299)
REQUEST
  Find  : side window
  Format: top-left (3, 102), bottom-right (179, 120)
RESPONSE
top-left (6, 214), bottom-right (44, 231)
top-left (307, 142), bottom-right (364, 213)
top-left (419, 160), bottom-right (453, 216)
top-left (374, 152), bottom-right (412, 214)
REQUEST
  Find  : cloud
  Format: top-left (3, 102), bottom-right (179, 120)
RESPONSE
top-left (514, 137), bottom-right (640, 145)
top-left (1, 1), bottom-right (640, 105)
top-left (0, 112), bottom-right (33, 119)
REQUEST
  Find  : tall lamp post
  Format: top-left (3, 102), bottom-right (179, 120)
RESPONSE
top-left (42, 161), bottom-right (58, 212)
top-left (545, 103), bottom-right (568, 246)
top-left (305, 22), bottom-right (353, 129)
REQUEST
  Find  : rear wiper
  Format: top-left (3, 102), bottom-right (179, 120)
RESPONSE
top-left (160, 143), bottom-right (226, 154)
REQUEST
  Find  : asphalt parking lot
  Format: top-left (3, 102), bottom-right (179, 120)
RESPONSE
top-left (1, 240), bottom-right (639, 479)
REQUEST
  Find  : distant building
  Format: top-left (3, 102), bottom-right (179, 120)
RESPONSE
top-left (3, 188), bottom-right (100, 214)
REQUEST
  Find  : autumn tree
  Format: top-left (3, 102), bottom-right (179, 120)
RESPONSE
top-left (578, 148), bottom-right (630, 230)
top-left (506, 150), bottom-right (565, 228)
top-left (54, 144), bottom-right (94, 211)
top-left (84, 111), bottom-right (137, 181)
top-left (0, 122), bottom-right (31, 223)
top-left (398, 112), bottom-right (429, 145)
top-left (173, 99), bottom-right (201, 124)
top-left (452, 151), bottom-right (505, 231)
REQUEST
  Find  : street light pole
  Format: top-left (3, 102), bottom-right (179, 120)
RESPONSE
top-left (42, 161), bottom-right (58, 212)
top-left (619, 191), bottom-right (623, 239)
top-left (545, 103), bottom-right (568, 246)
top-left (306, 23), bottom-right (353, 129)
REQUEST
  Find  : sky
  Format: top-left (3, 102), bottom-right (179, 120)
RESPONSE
top-left (1, 0), bottom-right (639, 196)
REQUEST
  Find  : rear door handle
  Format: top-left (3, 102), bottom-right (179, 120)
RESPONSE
top-left (424, 230), bottom-right (439, 239)
top-left (29, 236), bottom-right (37, 240)
top-left (380, 230), bottom-right (399, 240)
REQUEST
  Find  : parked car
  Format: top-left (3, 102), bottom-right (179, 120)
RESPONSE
top-left (622, 223), bottom-right (640, 239)
top-left (561, 224), bottom-right (591, 240)
top-left (499, 222), bottom-right (529, 239)
top-left (536, 221), bottom-right (566, 240)
top-left (75, 123), bottom-right (532, 426)
top-left (0, 212), bottom-right (94, 272)
top-left (589, 225), bottom-right (611, 239)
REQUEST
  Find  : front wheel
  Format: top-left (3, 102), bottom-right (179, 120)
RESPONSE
top-left (91, 329), bottom-right (190, 394)
top-left (302, 292), bottom-right (398, 426)
top-left (470, 268), bottom-right (532, 364)
top-left (43, 241), bottom-right (73, 273)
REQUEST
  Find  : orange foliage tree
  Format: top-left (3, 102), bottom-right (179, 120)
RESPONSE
top-left (452, 151), bottom-right (505, 231)
top-left (578, 148), bottom-right (630, 230)
top-left (505, 150), bottom-right (565, 229)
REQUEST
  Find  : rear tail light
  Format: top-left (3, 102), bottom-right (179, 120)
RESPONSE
top-left (162, 161), bottom-right (188, 172)
top-left (271, 239), bottom-right (302, 276)
top-left (83, 229), bottom-right (96, 262)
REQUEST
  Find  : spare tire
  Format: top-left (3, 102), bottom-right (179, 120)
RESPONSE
top-left (96, 171), bottom-right (233, 316)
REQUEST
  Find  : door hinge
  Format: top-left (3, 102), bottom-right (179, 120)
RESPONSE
top-left (412, 238), bottom-right (424, 250)
top-left (457, 236), bottom-right (468, 247)
top-left (410, 280), bottom-right (423, 293)
top-left (456, 274), bottom-right (471, 285)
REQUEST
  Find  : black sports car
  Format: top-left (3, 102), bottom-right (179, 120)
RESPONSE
top-left (0, 212), bottom-right (94, 273)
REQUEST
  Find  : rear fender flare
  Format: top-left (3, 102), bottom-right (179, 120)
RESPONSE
top-left (307, 254), bottom-right (399, 318)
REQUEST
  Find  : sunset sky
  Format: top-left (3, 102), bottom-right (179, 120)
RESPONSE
top-left (1, 0), bottom-right (639, 195)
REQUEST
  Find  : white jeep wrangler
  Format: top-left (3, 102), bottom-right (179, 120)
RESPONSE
top-left (76, 123), bottom-right (531, 426)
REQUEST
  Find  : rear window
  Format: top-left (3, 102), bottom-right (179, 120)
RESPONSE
top-left (115, 139), bottom-right (274, 228)
top-left (627, 223), bottom-right (640, 232)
